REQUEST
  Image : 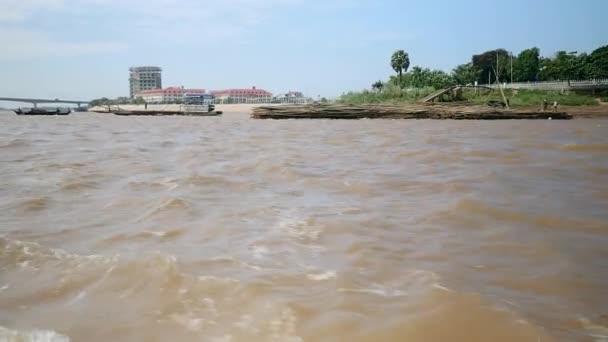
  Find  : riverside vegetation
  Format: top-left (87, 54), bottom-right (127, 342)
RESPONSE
top-left (339, 45), bottom-right (608, 106)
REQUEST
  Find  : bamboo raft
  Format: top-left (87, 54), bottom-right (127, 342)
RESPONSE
top-left (251, 104), bottom-right (572, 120)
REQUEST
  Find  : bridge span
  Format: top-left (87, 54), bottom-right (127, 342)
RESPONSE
top-left (0, 97), bottom-right (90, 107)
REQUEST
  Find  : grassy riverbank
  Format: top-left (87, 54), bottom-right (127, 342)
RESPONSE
top-left (338, 86), bottom-right (435, 104)
top-left (467, 89), bottom-right (599, 106)
top-left (339, 86), bottom-right (600, 107)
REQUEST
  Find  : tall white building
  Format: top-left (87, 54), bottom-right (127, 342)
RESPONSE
top-left (129, 66), bottom-right (162, 98)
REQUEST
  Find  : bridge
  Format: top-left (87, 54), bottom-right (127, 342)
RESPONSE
top-left (0, 97), bottom-right (90, 108)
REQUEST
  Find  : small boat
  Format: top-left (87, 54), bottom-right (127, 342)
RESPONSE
top-left (14, 107), bottom-right (71, 115)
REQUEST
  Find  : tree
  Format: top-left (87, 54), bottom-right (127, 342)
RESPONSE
top-left (426, 70), bottom-right (454, 89)
top-left (586, 45), bottom-right (608, 79)
top-left (472, 49), bottom-right (510, 84)
top-left (403, 66), bottom-right (454, 89)
top-left (372, 80), bottom-right (384, 92)
top-left (89, 97), bottom-right (110, 107)
top-left (452, 63), bottom-right (480, 85)
top-left (409, 66), bottom-right (433, 88)
top-left (513, 47), bottom-right (540, 82)
top-left (391, 50), bottom-right (410, 86)
top-left (551, 51), bottom-right (586, 83)
top-left (132, 97), bottom-right (146, 105)
top-left (115, 97), bottom-right (131, 105)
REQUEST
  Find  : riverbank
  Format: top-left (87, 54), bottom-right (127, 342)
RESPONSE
top-left (338, 88), bottom-right (608, 117)
top-left (518, 105), bottom-right (608, 118)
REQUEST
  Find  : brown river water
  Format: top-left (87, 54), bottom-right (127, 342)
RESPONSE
top-left (1, 111), bottom-right (607, 341)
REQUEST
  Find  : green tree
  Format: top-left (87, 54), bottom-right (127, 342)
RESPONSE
top-left (428, 70), bottom-right (455, 89)
top-left (115, 97), bottom-right (131, 105)
top-left (405, 67), bottom-right (454, 89)
top-left (452, 63), bottom-right (481, 85)
top-left (408, 66), bottom-right (427, 88)
top-left (132, 97), bottom-right (146, 105)
top-left (513, 47), bottom-right (540, 82)
top-left (391, 50), bottom-right (410, 86)
top-left (586, 45), bottom-right (608, 79)
top-left (551, 51), bottom-right (586, 82)
top-left (89, 97), bottom-right (110, 107)
top-left (472, 49), bottom-right (509, 84)
top-left (372, 80), bottom-right (385, 92)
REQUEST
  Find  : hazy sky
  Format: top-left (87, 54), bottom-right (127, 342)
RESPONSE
top-left (0, 0), bottom-right (606, 102)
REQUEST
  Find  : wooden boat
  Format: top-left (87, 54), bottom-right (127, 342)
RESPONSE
top-left (113, 110), bottom-right (223, 116)
top-left (14, 107), bottom-right (71, 115)
top-left (110, 104), bottom-right (222, 116)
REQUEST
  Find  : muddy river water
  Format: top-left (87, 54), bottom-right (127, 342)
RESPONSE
top-left (1, 111), bottom-right (607, 341)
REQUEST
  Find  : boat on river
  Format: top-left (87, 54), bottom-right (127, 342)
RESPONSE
top-left (110, 104), bottom-right (222, 116)
top-left (14, 107), bottom-right (71, 115)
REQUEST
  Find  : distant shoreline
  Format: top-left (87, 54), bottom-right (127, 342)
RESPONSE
top-left (88, 103), bottom-right (285, 115)
top-left (2, 103), bottom-right (607, 118)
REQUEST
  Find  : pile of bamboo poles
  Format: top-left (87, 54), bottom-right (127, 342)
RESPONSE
top-left (251, 104), bottom-right (572, 120)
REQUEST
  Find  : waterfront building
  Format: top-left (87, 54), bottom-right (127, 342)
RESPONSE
top-left (273, 91), bottom-right (312, 104)
top-left (211, 87), bottom-right (272, 104)
top-left (129, 66), bottom-right (162, 98)
top-left (135, 87), bottom-right (207, 104)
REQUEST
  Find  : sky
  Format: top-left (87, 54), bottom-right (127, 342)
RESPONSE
top-left (0, 0), bottom-right (607, 103)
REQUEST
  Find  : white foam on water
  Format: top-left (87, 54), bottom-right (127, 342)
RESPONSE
top-left (580, 317), bottom-right (608, 341)
top-left (432, 283), bottom-right (452, 292)
top-left (250, 245), bottom-right (270, 259)
top-left (1, 237), bottom-right (118, 270)
top-left (211, 335), bottom-right (233, 342)
top-left (0, 326), bottom-right (69, 342)
top-left (169, 313), bottom-right (204, 332)
top-left (275, 215), bottom-right (323, 242)
top-left (306, 270), bottom-right (337, 281)
top-left (142, 230), bottom-right (168, 237)
top-left (337, 286), bottom-right (406, 297)
top-left (197, 275), bottom-right (239, 284)
top-left (269, 308), bottom-right (302, 342)
top-left (66, 291), bottom-right (86, 306)
top-left (338, 269), bottom-right (440, 298)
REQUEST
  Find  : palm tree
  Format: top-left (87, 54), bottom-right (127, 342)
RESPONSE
top-left (372, 80), bottom-right (384, 92)
top-left (391, 50), bottom-right (410, 86)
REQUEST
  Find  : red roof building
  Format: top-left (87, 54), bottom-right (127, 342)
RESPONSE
top-left (211, 87), bottom-right (272, 104)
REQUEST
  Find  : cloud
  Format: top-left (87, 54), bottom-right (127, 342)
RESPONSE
top-left (0, 0), bottom-right (358, 58)
top-left (0, 28), bottom-right (127, 59)
top-left (1, 0), bottom-right (353, 43)
top-left (85, 0), bottom-right (306, 42)
top-left (0, 0), bottom-right (64, 22)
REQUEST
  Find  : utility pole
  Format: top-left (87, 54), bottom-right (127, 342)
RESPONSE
top-left (510, 52), bottom-right (513, 84)
top-left (494, 50), bottom-right (500, 83)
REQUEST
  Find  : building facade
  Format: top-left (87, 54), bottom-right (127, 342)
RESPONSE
top-left (135, 87), bottom-right (207, 104)
top-left (273, 91), bottom-right (312, 104)
top-left (211, 87), bottom-right (272, 104)
top-left (129, 66), bottom-right (162, 98)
